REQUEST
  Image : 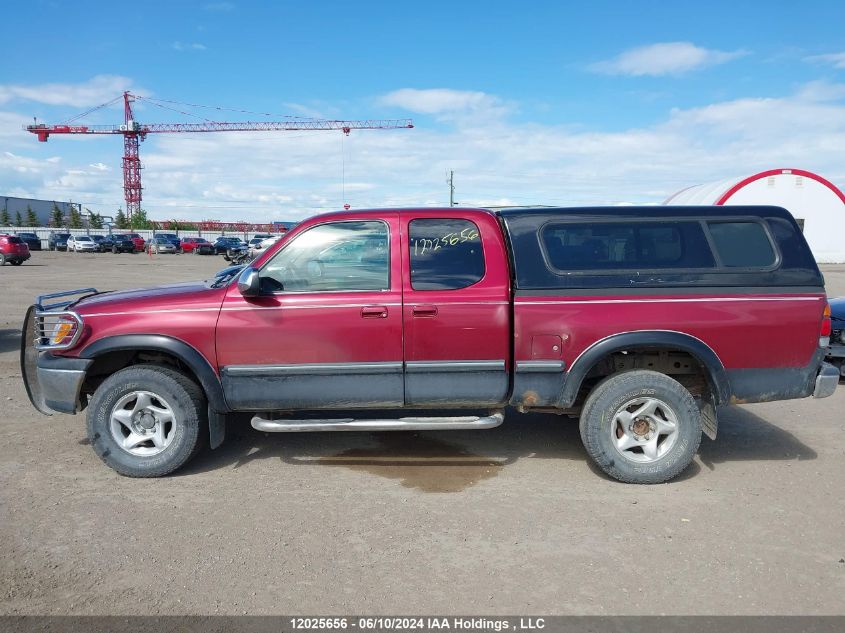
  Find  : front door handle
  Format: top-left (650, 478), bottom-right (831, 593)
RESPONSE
top-left (412, 304), bottom-right (438, 318)
top-left (361, 306), bottom-right (388, 319)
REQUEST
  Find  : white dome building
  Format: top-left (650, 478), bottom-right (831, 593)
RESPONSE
top-left (664, 168), bottom-right (845, 263)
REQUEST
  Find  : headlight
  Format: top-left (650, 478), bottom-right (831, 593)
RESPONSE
top-left (51, 317), bottom-right (77, 346)
top-left (34, 312), bottom-right (83, 351)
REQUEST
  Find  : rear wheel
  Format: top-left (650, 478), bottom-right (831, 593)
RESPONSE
top-left (0, 253), bottom-right (6, 266)
top-left (10, 260), bottom-right (22, 266)
top-left (579, 370), bottom-right (702, 484)
top-left (87, 365), bottom-right (206, 477)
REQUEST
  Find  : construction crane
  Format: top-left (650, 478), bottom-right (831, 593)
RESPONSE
top-left (26, 91), bottom-right (414, 218)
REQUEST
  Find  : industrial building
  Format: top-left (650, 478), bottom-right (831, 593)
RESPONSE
top-left (665, 168), bottom-right (845, 263)
top-left (0, 196), bottom-right (75, 226)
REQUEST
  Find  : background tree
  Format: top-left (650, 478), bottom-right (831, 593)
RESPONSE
top-left (50, 203), bottom-right (64, 227)
top-left (68, 205), bottom-right (83, 229)
top-left (89, 212), bottom-right (103, 229)
top-left (25, 205), bottom-right (39, 227)
top-left (15, 210), bottom-right (23, 226)
top-left (114, 209), bottom-right (128, 229)
top-left (0, 207), bottom-right (10, 225)
top-left (130, 208), bottom-right (152, 230)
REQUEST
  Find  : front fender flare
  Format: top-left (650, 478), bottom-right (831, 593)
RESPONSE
top-left (79, 334), bottom-right (229, 447)
top-left (558, 330), bottom-right (731, 407)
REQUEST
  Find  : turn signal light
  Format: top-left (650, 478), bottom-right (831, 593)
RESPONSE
top-left (51, 319), bottom-right (75, 346)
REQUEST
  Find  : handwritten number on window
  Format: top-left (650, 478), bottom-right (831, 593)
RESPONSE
top-left (412, 229), bottom-right (479, 256)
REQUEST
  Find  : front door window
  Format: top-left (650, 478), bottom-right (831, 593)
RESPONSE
top-left (261, 221), bottom-right (389, 293)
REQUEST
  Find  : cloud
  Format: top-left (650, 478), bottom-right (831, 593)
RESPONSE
top-left (3, 82), bottom-right (845, 222)
top-left (379, 88), bottom-right (506, 116)
top-left (172, 42), bottom-right (207, 51)
top-left (0, 75), bottom-right (141, 107)
top-left (589, 42), bottom-right (748, 76)
top-left (805, 51), bottom-right (845, 69)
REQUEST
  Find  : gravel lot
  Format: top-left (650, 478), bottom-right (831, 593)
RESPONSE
top-left (1, 251), bottom-right (843, 615)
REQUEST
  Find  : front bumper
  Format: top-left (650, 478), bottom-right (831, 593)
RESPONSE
top-left (21, 307), bottom-right (92, 415)
top-left (813, 362), bottom-right (839, 399)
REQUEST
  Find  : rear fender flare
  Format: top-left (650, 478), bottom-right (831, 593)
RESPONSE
top-left (558, 330), bottom-right (731, 407)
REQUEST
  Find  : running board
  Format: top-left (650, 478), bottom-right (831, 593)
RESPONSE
top-left (251, 410), bottom-right (505, 433)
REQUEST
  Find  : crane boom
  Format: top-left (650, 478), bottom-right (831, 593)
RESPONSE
top-left (27, 119), bottom-right (414, 139)
top-left (24, 91), bottom-right (414, 217)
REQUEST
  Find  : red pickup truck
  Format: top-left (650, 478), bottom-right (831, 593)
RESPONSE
top-left (21, 206), bottom-right (838, 483)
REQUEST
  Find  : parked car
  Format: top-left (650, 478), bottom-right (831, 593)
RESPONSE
top-left (825, 297), bottom-right (845, 377)
top-left (91, 235), bottom-right (135, 254)
top-left (180, 237), bottom-right (212, 254)
top-left (246, 237), bottom-right (264, 254)
top-left (90, 235), bottom-right (112, 252)
top-left (21, 205), bottom-right (838, 482)
top-left (67, 235), bottom-right (99, 252)
top-left (212, 236), bottom-right (247, 260)
top-left (116, 233), bottom-right (145, 252)
top-left (195, 240), bottom-right (216, 255)
top-left (0, 234), bottom-right (30, 265)
top-left (155, 233), bottom-right (181, 250)
top-left (16, 232), bottom-right (42, 251)
top-left (248, 235), bottom-right (282, 257)
top-left (48, 232), bottom-right (71, 251)
top-left (146, 237), bottom-right (178, 254)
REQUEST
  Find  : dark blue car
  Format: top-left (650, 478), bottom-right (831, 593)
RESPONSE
top-left (826, 297), bottom-right (845, 377)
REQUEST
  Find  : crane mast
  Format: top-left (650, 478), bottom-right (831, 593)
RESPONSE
top-left (26, 91), bottom-right (414, 218)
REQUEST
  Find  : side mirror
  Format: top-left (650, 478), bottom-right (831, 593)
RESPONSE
top-left (237, 267), bottom-right (260, 297)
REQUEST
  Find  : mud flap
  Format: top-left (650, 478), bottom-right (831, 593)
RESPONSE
top-left (208, 406), bottom-right (226, 449)
top-left (698, 395), bottom-right (718, 440)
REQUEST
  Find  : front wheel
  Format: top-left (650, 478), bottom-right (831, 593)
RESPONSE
top-left (87, 365), bottom-right (206, 477)
top-left (579, 370), bottom-right (702, 484)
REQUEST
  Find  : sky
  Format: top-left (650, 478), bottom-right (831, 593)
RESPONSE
top-left (1, 0), bottom-right (845, 222)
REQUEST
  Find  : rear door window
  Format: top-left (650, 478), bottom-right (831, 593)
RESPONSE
top-left (707, 221), bottom-right (777, 268)
top-left (409, 219), bottom-right (485, 290)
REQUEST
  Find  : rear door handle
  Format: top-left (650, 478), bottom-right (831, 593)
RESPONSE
top-left (361, 306), bottom-right (388, 319)
top-left (412, 304), bottom-right (438, 318)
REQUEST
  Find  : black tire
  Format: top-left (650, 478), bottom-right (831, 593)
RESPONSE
top-left (112, 245), bottom-right (119, 254)
top-left (579, 370), bottom-right (702, 484)
top-left (87, 365), bottom-right (207, 477)
top-left (0, 253), bottom-right (5, 266)
top-left (10, 260), bottom-right (22, 266)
